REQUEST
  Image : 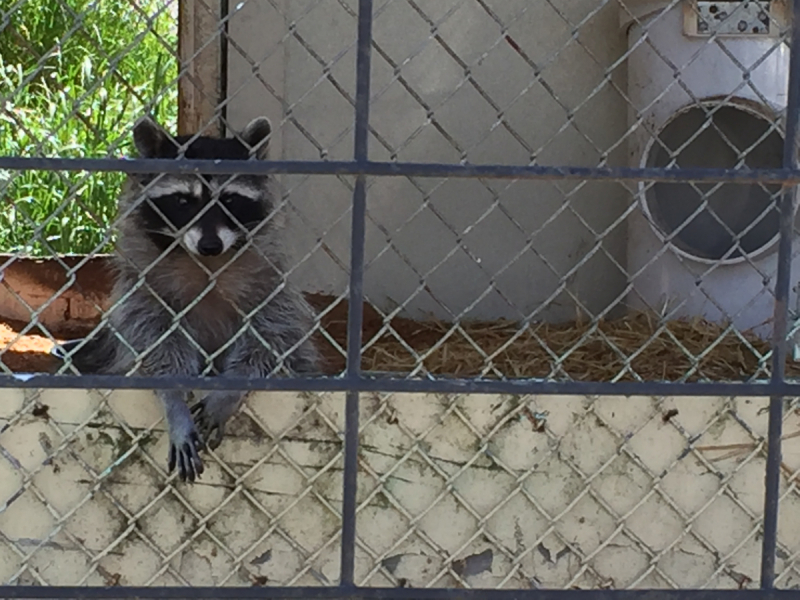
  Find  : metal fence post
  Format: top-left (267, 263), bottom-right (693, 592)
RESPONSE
top-left (761, 0), bottom-right (800, 588)
top-left (340, 0), bottom-right (374, 588)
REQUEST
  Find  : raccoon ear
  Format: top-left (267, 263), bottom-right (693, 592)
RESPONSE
top-left (133, 116), bottom-right (169, 158)
top-left (240, 117), bottom-right (272, 160)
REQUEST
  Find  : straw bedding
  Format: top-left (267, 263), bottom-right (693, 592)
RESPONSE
top-left (309, 296), bottom-right (797, 382)
top-left (1, 294), bottom-right (796, 381)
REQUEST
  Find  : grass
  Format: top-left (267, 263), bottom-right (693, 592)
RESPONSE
top-left (0, 0), bottom-right (178, 256)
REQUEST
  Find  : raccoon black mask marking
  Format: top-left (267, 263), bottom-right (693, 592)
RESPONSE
top-left (132, 116), bottom-right (273, 258)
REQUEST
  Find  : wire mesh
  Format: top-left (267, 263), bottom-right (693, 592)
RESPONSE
top-left (1, 0), bottom-right (800, 596)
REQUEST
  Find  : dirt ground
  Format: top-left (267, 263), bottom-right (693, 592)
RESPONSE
top-left (0, 321), bottom-right (59, 373)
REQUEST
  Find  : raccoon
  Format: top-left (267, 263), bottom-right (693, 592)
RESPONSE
top-left (79, 116), bottom-right (320, 482)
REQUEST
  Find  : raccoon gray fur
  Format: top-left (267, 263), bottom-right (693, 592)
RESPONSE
top-left (83, 116), bottom-right (320, 482)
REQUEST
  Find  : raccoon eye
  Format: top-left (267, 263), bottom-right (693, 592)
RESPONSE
top-left (173, 195), bottom-right (197, 206)
top-left (220, 193), bottom-right (252, 205)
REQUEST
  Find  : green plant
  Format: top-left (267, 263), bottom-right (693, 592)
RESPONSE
top-left (0, 0), bottom-right (178, 255)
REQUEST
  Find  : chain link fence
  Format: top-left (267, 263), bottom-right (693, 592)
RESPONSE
top-left (2, 0), bottom-right (800, 597)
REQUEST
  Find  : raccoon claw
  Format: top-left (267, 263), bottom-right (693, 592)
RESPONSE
top-left (167, 430), bottom-right (205, 482)
top-left (203, 424), bottom-right (225, 451)
top-left (191, 402), bottom-right (225, 450)
top-left (191, 393), bottom-right (241, 450)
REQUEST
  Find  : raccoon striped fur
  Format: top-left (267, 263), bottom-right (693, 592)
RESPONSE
top-left (80, 116), bottom-right (320, 481)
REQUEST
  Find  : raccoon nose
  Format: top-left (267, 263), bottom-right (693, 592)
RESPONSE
top-left (197, 237), bottom-right (223, 256)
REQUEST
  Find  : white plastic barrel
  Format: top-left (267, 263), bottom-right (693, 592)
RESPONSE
top-left (623, 0), bottom-right (794, 336)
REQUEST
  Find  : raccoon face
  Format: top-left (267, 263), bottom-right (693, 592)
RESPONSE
top-left (131, 117), bottom-right (274, 257)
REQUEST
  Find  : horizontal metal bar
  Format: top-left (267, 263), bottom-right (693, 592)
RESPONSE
top-left (1, 155), bottom-right (799, 184)
top-left (0, 586), bottom-right (793, 600)
top-left (3, 372), bottom-right (799, 397)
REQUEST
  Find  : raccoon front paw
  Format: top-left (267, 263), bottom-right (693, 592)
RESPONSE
top-left (190, 392), bottom-right (243, 450)
top-left (167, 425), bottom-right (205, 482)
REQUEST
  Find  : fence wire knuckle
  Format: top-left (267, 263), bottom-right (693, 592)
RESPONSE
top-left (3, 0), bottom-right (800, 597)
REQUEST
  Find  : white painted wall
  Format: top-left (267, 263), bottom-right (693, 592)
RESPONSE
top-left (3, 387), bottom-right (799, 588)
top-left (226, 0), bottom-right (631, 322)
